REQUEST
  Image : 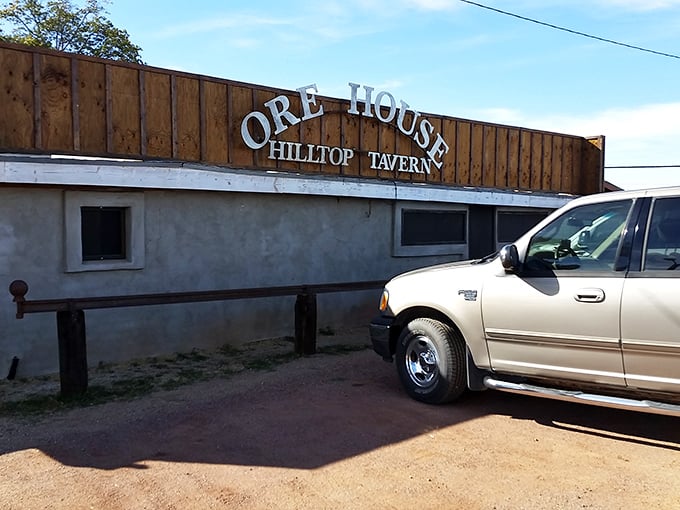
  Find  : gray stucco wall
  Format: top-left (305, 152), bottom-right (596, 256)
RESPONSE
top-left (0, 186), bottom-right (451, 377)
top-left (1, 156), bottom-right (572, 378)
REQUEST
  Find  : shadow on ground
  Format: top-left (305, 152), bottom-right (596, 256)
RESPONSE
top-left (2, 350), bottom-right (679, 470)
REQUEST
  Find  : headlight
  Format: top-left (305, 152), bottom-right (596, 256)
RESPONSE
top-left (379, 289), bottom-right (389, 312)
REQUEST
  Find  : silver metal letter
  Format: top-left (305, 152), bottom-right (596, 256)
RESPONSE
top-left (241, 111), bottom-right (271, 150)
top-left (374, 91), bottom-right (397, 123)
top-left (297, 84), bottom-right (324, 121)
top-left (396, 101), bottom-right (421, 137)
top-left (426, 134), bottom-right (450, 169)
top-left (264, 95), bottom-right (301, 135)
top-left (414, 118), bottom-right (434, 150)
top-left (347, 82), bottom-right (374, 117)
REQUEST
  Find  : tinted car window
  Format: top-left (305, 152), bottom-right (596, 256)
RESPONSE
top-left (644, 197), bottom-right (680, 271)
top-left (525, 199), bottom-right (633, 272)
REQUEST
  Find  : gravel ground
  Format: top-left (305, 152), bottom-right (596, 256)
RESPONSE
top-left (1, 329), bottom-right (680, 509)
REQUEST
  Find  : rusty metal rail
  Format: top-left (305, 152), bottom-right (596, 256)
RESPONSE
top-left (9, 279), bottom-right (385, 397)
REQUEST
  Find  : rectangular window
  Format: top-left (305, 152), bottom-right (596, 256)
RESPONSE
top-left (644, 197), bottom-right (680, 271)
top-left (393, 202), bottom-right (468, 257)
top-left (81, 207), bottom-right (127, 261)
top-left (402, 209), bottom-right (466, 246)
top-left (497, 209), bottom-right (551, 246)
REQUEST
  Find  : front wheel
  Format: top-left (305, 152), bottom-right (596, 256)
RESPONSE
top-left (395, 318), bottom-right (467, 404)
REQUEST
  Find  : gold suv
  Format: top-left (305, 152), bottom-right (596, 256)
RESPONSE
top-left (370, 187), bottom-right (680, 415)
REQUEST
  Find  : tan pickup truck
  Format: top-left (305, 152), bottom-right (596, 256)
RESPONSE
top-left (370, 186), bottom-right (680, 416)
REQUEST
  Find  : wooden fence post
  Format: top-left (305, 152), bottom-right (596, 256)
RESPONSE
top-left (56, 309), bottom-right (88, 396)
top-left (294, 292), bottom-right (317, 355)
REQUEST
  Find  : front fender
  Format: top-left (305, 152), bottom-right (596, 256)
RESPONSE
top-left (382, 261), bottom-right (496, 370)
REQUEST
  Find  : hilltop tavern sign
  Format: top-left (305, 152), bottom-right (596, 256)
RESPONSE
top-left (240, 83), bottom-right (450, 174)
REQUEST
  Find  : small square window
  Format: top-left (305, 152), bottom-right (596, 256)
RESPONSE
top-left (64, 191), bottom-right (144, 272)
top-left (81, 207), bottom-right (127, 261)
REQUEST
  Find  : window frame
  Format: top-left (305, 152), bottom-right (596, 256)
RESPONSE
top-left (521, 199), bottom-right (634, 276)
top-left (393, 202), bottom-right (468, 258)
top-left (495, 206), bottom-right (552, 252)
top-left (64, 191), bottom-right (145, 272)
top-left (642, 196), bottom-right (680, 273)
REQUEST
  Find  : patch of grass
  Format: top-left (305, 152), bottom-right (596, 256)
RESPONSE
top-left (174, 349), bottom-right (209, 362)
top-left (218, 344), bottom-right (242, 356)
top-left (318, 325), bottom-right (335, 336)
top-left (317, 344), bottom-right (368, 355)
top-left (242, 352), bottom-right (300, 371)
top-left (110, 376), bottom-right (157, 397)
top-left (1, 339), bottom-right (366, 417)
top-left (0, 394), bottom-right (65, 415)
top-left (159, 378), bottom-right (183, 391)
top-left (0, 378), bottom-right (156, 416)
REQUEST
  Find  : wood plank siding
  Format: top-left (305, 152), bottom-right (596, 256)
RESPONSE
top-left (0, 42), bottom-right (604, 195)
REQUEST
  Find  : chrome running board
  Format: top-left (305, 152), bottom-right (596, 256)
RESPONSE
top-left (483, 377), bottom-right (680, 417)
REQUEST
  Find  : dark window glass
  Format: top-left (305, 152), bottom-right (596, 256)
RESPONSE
top-left (81, 207), bottom-right (126, 261)
top-left (644, 197), bottom-right (680, 271)
top-left (402, 209), bottom-right (466, 246)
top-left (497, 211), bottom-right (550, 243)
top-left (525, 199), bottom-right (632, 272)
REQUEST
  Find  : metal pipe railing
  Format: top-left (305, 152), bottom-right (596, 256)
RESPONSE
top-left (8, 279), bottom-right (385, 397)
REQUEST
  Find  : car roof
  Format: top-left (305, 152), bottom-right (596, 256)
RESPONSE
top-left (569, 186), bottom-right (680, 207)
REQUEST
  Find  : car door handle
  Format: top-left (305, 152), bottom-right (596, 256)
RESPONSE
top-left (574, 288), bottom-right (605, 303)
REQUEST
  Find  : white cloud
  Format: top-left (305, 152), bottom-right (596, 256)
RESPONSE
top-left (402, 0), bottom-right (460, 10)
top-left (151, 14), bottom-right (295, 39)
top-left (509, 0), bottom-right (680, 11)
top-left (592, 0), bottom-right (680, 10)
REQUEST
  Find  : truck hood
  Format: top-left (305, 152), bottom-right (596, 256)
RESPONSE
top-left (389, 253), bottom-right (498, 282)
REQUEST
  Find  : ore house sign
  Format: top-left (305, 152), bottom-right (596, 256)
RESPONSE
top-left (0, 40), bottom-right (604, 194)
top-left (240, 83), bottom-right (449, 175)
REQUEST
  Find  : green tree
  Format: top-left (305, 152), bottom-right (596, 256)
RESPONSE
top-left (0, 0), bottom-right (142, 63)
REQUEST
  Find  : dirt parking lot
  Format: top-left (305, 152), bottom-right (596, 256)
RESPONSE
top-left (1, 335), bottom-right (680, 509)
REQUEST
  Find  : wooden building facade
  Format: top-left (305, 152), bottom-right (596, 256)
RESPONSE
top-left (0, 42), bottom-right (603, 195)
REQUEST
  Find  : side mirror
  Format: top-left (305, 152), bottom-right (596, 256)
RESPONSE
top-left (500, 244), bottom-right (520, 271)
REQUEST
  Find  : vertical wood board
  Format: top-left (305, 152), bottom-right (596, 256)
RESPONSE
top-left (175, 76), bottom-right (200, 161)
top-left (441, 118), bottom-right (457, 185)
top-left (456, 121), bottom-right (471, 185)
top-left (519, 130), bottom-right (532, 189)
top-left (470, 123), bottom-right (484, 186)
top-left (110, 66), bottom-right (140, 155)
top-left (551, 136), bottom-right (563, 192)
top-left (38, 54), bottom-right (72, 151)
top-left (495, 127), bottom-right (509, 188)
top-left (0, 48), bottom-right (34, 148)
top-left (507, 129), bottom-right (520, 189)
top-left (541, 134), bottom-right (553, 190)
top-left (144, 71), bottom-right (172, 158)
top-left (203, 80), bottom-right (229, 165)
top-left (230, 85), bottom-right (256, 167)
top-left (530, 132), bottom-right (543, 190)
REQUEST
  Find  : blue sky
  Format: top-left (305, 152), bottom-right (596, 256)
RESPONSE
top-left (103, 0), bottom-right (680, 190)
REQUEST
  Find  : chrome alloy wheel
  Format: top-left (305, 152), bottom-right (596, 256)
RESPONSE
top-left (404, 334), bottom-right (440, 388)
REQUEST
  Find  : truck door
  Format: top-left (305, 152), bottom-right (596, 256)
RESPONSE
top-left (621, 196), bottom-right (680, 392)
top-left (482, 199), bottom-right (634, 386)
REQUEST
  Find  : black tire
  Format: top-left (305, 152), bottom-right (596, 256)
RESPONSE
top-left (395, 318), bottom-right (467, 404)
